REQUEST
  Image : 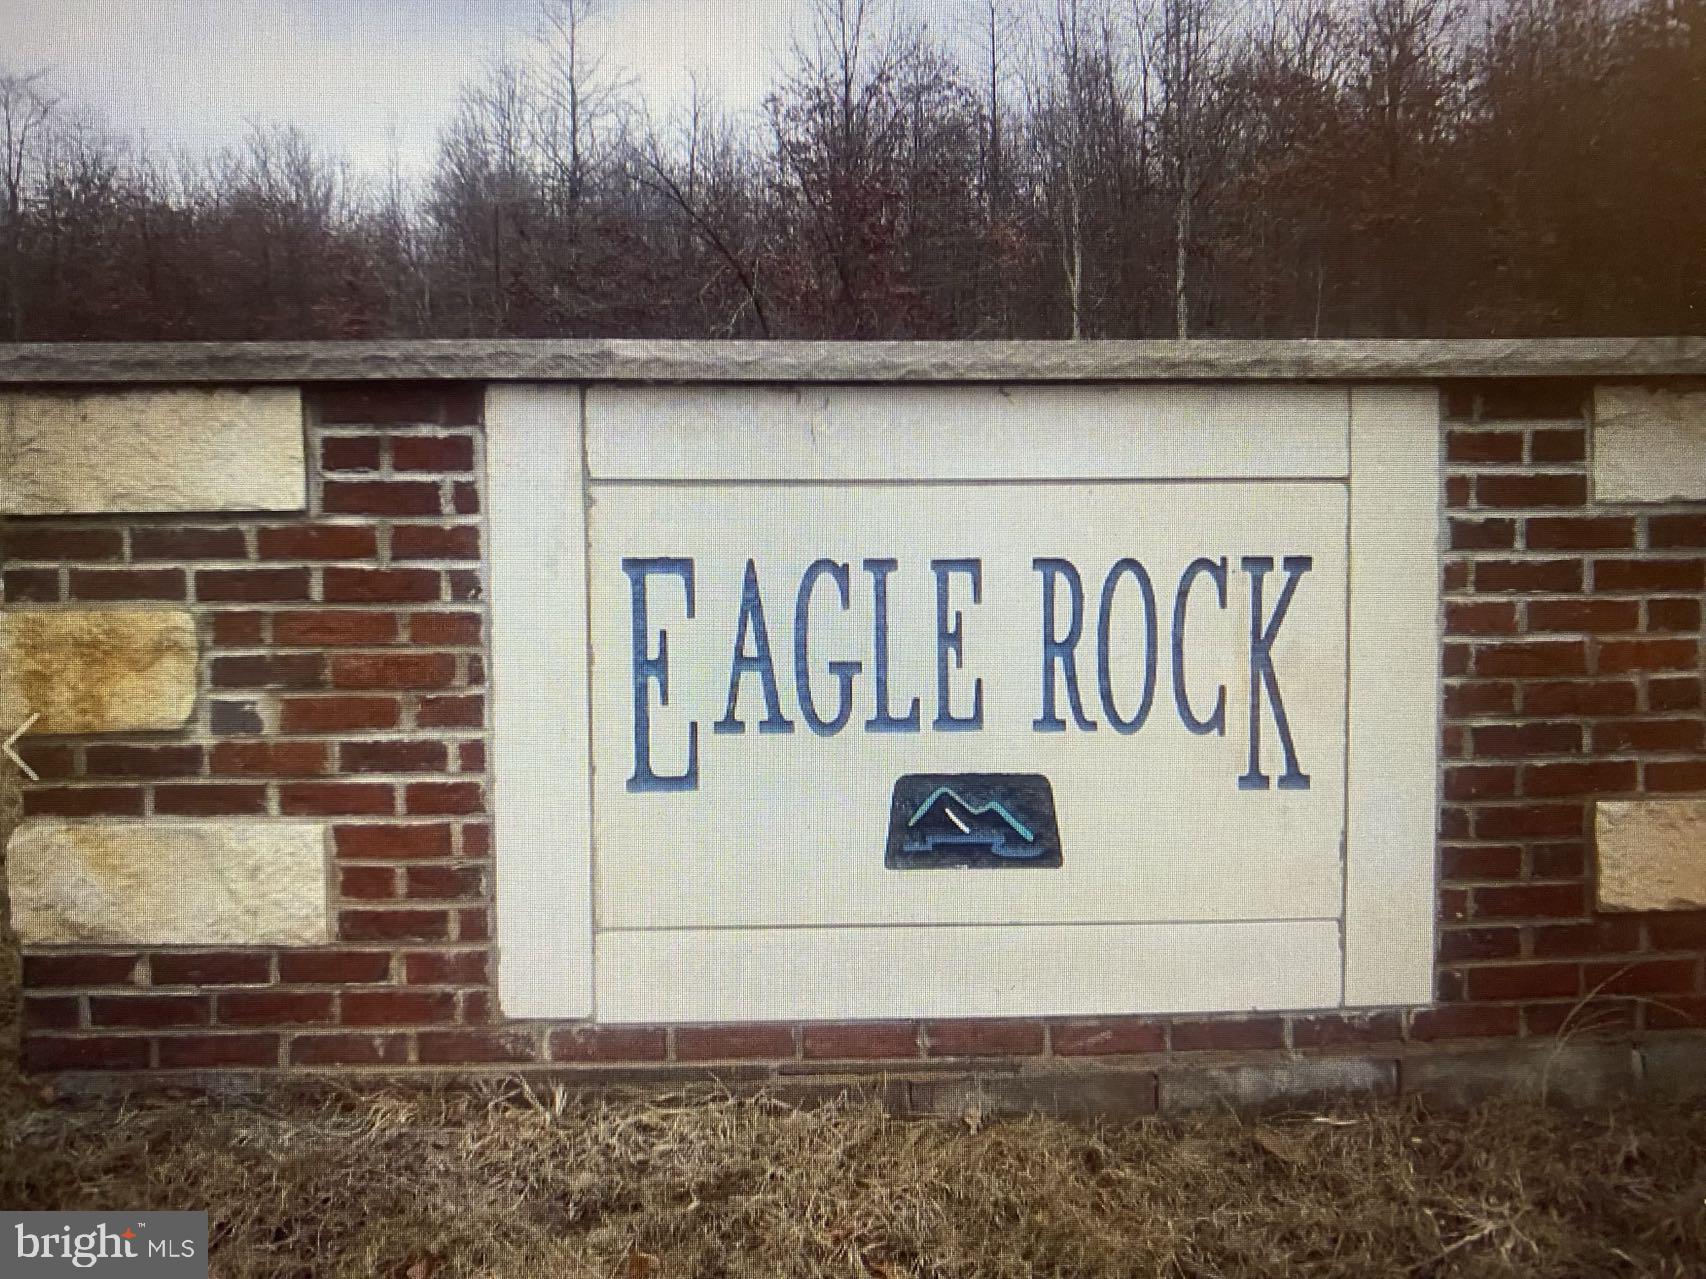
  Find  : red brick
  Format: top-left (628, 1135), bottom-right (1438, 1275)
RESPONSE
top-left (341, 989), bottom-right (457, 1026)
top-left (1446, 601), bottom-right (1515, 636)
top-left (1649, 514), bottom-right (1706, 548)
top-left (548, 1026), bottom-right (668, 1063)
top-left (1598, 638), bottom-right (1698, 674)
top-left (1446, 429), bottom-right (1523, 464)
top-left (277, 950), bottom-right (393, 983)
top-left (458, 908), bottom-right (490, 942)
top-left (1646, 997), bottom-right (1706, 1030)
top-left (1475, 803), bottom-right (1587, 840)
top-left (1441, 845), bottom-right (1523, 880)
top-left (155, 784), bottom-right (267, 816)
top-left (1647, 598), bottom-right (1702, 632)
top-left (1289, 1012), bottom-right (1403, 1049)
top-left (1475, 640), bottom-right (1587, 678)
top-left (1476, 472), bottom-right (1587, 507)
top-left (404, 951), bottom-right (489, 984)
top-left (1593, 558), bottom-right (1705, 592)
top-left (341, 909), bottom-right (451, 942)
top-left (25, 786), bottom-right (145, 818)
top-left (1444, 681), bottom-right (1515, 717)
top-left (391, 524), bottom-right (480, 560)
top-left (24, 953), bottom-right (138, 987)
top-left (418, 1029), bottom-right (536, 1064)
top-left (339, 865), bottom-right (397, 899)
top-left (273, 610), bottom-right (398, 645)
top-left (1463, 963), bottom-right (1580, 1000)
top-left (15, 741), bottom-right (75, 779)
top-left (90, 995), bottom-right (210, 1027)
top-left (1444, 765), bottom-right (1516, 802)
top-left (324, 566), bottom-right (441, 604)
top-left (211, 741), bottom-right (328, 776)
top-left (218, 991), bottom-right (337, 1026)
top-left (1049, 1017), bottom-right (1166, 1056)
top-left (676, 1024), bottom-right (797, 1061)
top-left (316, 384), bottom-right (482, 425)
top-left (1583, 959), bottom-right (1700, 996)
top-left (335, 823), bottom-right (454, 859)
top-left (257, 525), bottom-right (379, 560)
top-left (1529, 428), bottom-right (1587, 463)
top-left (393, 435), bottom-right (476, 471)
top-left (1449, 518), bottom-right (1516, 551)
top-left (211, 653), bottom-right (325, 688)
top-left (341, 740), bottom-right (448, 773)
top-left (1408, 1005), bottom-right (1520, 1040)
top-left (1520, 680), bottom-right (1638, 716)
top-left (25, 1035), bottom-right (150, 1071)
top-left (405, 781), bottom-right (483, 815)
top-left (2, 526), bottom-right (122, 560)
top-left (84, 743), bottom-right (204, 777)
top-left (132, 525), bottom-right (248, 559)
top-left (1445, 475), bottom-right (1471, 508)
top-left (281, 782), bottom-right (394, 816)
top-left (1523, 760), bottom-right (1637, 797)
top-left (1171, 1017), bottom-right (1286, 1052)
top-left (1442, 561), bottom-right (1470, 592)
top-left (211, 611), bottom-right (267, 645)
top-left (281, 695), bottom-right (400, 733)
top-left (1592, 718), bottom-right (1703, 753)
top-left (320, 435), bottom-right (383, 471)
top-left (1473, 882), bottom-right (1586, 919)
top-left (151, 951), bottom-right (271, 985)
top-left (410, 613), bottom-right (483, 645)
top-left (1531, 919), bottom-right (1643, 957)
top-left (418, 695), bottom-right (484, 728)
top-left (21, 996), bottom-right (81, 1030)
top-left (458, 741), bottom-right (486, 771)
top-left (195, 567), bottom-right (311, 602)
top-left (331, 652), bottom-right (456, 690)
top-left (1475, 559), bottom-right (1583, 594)
top-left (451, 482), bottom-right (479, 514)
top-left (404, 865), bottom-right (483, 899)
top-left (1649, 914), bottom-right (1706, 950)
top-left (462, 824), bottom-right (491, 858)
top-left (69, 567), bottom-right (185, 600)
top-left (447, 570), bottom-right (482, 601)
top-left (1527, 599), bottom-right (1639, 633)
top-left (1529, 842), bottom-right (1586, 878)
top-left (1437, 927), bottom-right (1521, 961)
top-left (157, 1034), bottom-right (279, 1068)
top-left (1476, 381), bottom-right (1584, 419)
top-left (1471, 722), bottom-right (1581, 757)
top-left (323, 481), bottom-right (442, 516)
top-left (1524, 998), bottom-right (1636, 1036)
top-left (1648, 760), bottom-right (1706, 791)
top-left (1525, 517), bottom-right (1635, 550)
top-left (290, 1033), bottom-right (412, 1065)
top-left (1439, 805), bottom-right (1471, 838)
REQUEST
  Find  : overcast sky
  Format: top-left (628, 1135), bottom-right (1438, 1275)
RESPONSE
top-left (0, 0), bottom-right (808, 177)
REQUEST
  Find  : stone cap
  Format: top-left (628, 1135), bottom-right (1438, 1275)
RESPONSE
top-left (1, 337), bottom-right (1705, 385)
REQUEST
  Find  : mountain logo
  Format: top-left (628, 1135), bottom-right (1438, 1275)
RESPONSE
top-left (885, 773), bottom-right (1063, 869)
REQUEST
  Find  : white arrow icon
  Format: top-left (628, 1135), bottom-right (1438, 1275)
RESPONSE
top-left (4, 712), bottom-right (40, 781)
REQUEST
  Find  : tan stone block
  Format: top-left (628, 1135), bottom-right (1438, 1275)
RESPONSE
top-left (1596, 800), bottom-right (1706, 911)
top-left (0, 609), bottom-right (198, 734)
top-left (1593, 386), bottom-right (1706, 502)
top-left (0, 387), bottom-right (304, 514)
top-left (6, 820), bottom-right (331, 945)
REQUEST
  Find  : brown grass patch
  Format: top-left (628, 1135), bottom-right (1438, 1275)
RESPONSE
top-left (0, 1074), bottom-right (1702, 1278)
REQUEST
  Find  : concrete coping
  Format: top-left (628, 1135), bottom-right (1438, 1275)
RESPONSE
top-left (1, 337), bottom-right (1705, 385)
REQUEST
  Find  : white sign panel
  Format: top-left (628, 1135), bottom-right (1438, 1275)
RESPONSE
top-left (488, 384), bottom-right (1440, 1022)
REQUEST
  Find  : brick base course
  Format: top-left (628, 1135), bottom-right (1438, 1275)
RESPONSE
top-left (4, 378), bottom-right (1704, 1093)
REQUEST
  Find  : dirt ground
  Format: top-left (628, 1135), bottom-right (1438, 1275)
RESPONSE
top-left (2, 766), bottom-right (1704, 1277)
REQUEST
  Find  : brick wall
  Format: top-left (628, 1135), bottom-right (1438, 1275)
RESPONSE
top-left (3, 378), bottom-right (1703, 1104)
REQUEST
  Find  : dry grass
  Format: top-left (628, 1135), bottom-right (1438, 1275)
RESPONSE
top-left (0, 1069), bottom-right (1701, 1278)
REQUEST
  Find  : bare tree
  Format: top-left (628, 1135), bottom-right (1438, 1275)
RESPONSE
top-left (0, 69), bottom-right (57, 338)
